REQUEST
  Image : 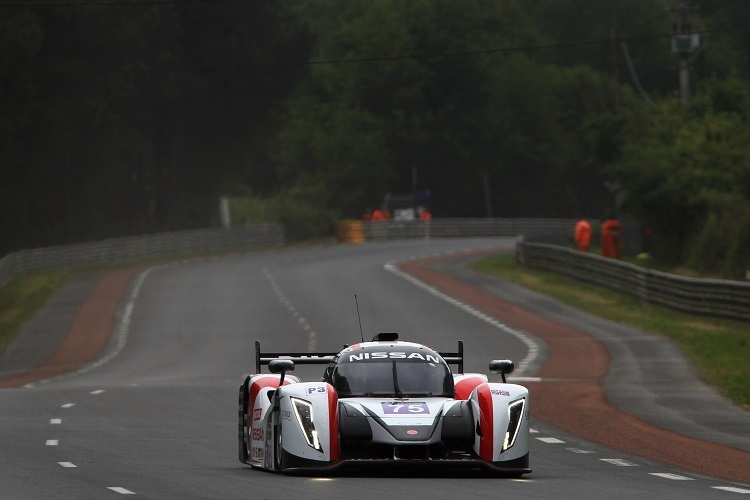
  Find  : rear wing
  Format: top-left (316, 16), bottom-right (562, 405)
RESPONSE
top-left (255, 339), bottom-right (464, 374)
top-left (255, 341), bottom-right (336, 373)
top-left (439, 340), bottom-right (464, 374)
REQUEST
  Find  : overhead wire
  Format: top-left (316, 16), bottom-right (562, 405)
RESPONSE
top-left (2, 24), bottom-right (749, 77)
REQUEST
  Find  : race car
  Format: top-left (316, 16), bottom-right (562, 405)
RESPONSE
top-left (238, 333), bottom-right (530, 475)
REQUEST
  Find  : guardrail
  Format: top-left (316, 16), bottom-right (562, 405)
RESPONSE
top-left (517, 239), bottom-right (750, 322)
top-left (0, 224), bottom-right (284, 288)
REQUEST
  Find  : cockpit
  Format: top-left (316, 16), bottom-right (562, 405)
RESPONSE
top-left (325, 344), bottom-right (454, 398)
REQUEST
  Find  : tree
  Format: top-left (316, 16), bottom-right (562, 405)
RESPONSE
top-left (0, 1), bottom-right (309, 254)
top-left (610, 77), bottom-right (750, 276)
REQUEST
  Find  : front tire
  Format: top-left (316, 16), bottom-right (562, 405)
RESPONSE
top-left (274, 421), bottom-right (284, 472)
top-left (238, 378), bottom-right (250, 464)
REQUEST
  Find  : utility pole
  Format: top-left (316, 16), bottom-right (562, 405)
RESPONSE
top-left (671, 0), bottom-right (700, 103)
top-left (677, 0), bottom-right (691, 103)
top-left (610, 6), bottom-right (621, 113)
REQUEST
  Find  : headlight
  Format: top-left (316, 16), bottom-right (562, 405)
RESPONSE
top-left (501, 398), bottom-right (525, 452)
top-left (291, 398), bottom-right (323, 452)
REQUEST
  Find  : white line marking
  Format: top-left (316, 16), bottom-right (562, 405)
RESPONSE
top-left (536, 437), bottom-right (565, 444)
top-left (58, 462), bottom-right (77, 468)
top-left (385, 259), bottom-right (539, 375)
top-left (649, 473), bottom-right (694, 481)
top-left (90, 389), bottom-right (106, 395)
top-left (76, 268), bottom-right (154, 374)
top-left (264, 268), bottom-right (318, 351)
top-left (79, 267), bottom-right (157, 376)
top-left (712, 486), bottom-right (750, 494)
top-left (529, 428), bottom-right (539, 434)
top-left (61, 403), bottom-right (75, 408)
top-left (601, 458), bottom-right (638, 466)
top-left (107, 487), bottom-right (136, 495)
top-left (46, 440), bottom-right (59, 446)
top-left (50, 418), bottom-right (61, 425)
top-left (567, 448), bottom-right (595, 454)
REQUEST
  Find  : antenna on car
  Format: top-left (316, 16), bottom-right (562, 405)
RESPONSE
top-left (354, 294), bottom-right (365, 343)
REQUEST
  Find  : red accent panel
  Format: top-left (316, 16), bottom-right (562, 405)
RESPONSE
top-left (249, 376), bottom-right (280, 409)
top-left (454, 376), bottom-right (485, 400)
top-left (477, 384), bottom-right (494, 461)
top-left (247, 376), bottom-right (281, 464)
top-left (247, 375), bottom-right (293, 464)
top-left (248, 375), bottom-right (291, 420)
top-left (327, 384), bottom-right (340, 460)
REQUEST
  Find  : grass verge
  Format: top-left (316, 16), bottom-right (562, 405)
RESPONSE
top-left (472, 253), bottom-right (750, 410)
top-left (0, 271), bottom-right (73, 351)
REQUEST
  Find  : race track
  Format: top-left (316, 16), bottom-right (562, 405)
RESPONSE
top-left (1, 238), bottom-right (748, 499)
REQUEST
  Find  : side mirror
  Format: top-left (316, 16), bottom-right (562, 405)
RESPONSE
top-left (489, 359), bottom-right (514, 383)
top-left (268, 359), bottom-right (295, 374)
top-left (268, 359), bottom-right (295, 386)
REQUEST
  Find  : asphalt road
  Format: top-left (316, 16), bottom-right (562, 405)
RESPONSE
top-left (1, 238), bottom-right (748, 499)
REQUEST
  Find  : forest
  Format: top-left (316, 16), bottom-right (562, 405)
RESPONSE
top-left (2, 0), bottom-right (749, 278)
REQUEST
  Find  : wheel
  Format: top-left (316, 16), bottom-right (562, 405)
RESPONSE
top-left (242, 415), bottom-right (250, 462)
top-left (274, 421), bottom-right (283, 472)
top-left (238, 380), bottom-right (250, 464)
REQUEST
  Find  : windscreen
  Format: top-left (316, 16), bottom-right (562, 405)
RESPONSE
top-left (331, 355), bottom-right (453, 398)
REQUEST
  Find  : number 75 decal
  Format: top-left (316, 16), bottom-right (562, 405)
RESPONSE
top-left (381, 402), bottom-right (429, 414)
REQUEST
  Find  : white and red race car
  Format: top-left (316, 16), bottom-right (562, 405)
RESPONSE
top-left (238, 333), bottom-right (530, 476)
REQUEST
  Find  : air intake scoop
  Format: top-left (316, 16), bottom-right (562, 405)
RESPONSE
top-left (372, 332), bottom-right (399, 341)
